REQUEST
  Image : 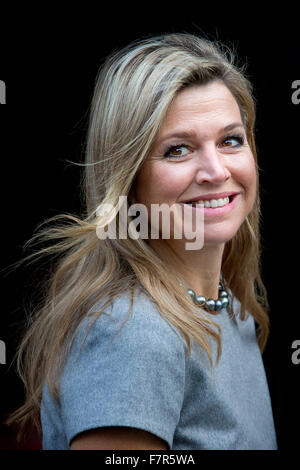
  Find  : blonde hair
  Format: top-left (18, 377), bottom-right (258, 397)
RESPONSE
top-left (4, 32), bottom-right (269, 441)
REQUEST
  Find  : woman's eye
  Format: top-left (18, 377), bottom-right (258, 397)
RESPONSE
top-left (165, 145), bottom-right (189, 159)
top-left (220, 135), bottom-right (244, 148)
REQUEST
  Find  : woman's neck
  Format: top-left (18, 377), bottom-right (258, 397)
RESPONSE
top-left (149, 238), bottom-right (225, 299)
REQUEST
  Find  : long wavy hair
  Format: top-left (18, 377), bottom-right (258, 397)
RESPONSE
top-left (4, 32), bottom-right (269, 441)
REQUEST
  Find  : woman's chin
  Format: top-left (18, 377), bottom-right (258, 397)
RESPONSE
top-left (202, 226), bottom-right (241, 246)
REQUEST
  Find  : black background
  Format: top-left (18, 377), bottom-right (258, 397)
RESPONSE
top-left (0, 6), bottom-right (299, 454)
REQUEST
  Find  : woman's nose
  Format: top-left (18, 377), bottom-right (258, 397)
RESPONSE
top-left (195, 146), bottom-right (231, 184)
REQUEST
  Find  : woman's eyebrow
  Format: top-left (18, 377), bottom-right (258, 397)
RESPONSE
top-left (158, 122), bottom-right (245, 144)
top-left (222, 122), bottom-right (245, 133)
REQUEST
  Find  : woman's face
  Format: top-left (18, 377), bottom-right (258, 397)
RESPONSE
top-left (131, 80), bottom-right (257, 247)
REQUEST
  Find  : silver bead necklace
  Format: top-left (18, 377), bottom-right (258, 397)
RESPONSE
top-left (187, 281), bottom-right (229, 313)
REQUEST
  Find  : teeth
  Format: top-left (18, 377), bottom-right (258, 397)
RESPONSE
top-left (187, 196), bottom-right (230, 208)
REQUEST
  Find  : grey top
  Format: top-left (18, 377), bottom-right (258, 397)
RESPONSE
top-left (41, 288), bottom-right (278, 450)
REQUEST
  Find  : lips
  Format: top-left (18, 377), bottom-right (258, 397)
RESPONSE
top-left (182, 191), bottom-right (239, 203)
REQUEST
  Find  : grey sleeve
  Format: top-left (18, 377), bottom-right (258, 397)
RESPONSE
top-left (59, 297), bottom-right (186, 449)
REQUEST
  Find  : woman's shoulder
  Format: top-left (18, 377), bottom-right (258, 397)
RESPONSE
top-left (92, 287), bottom-right (179, 331)
top-left (70, 286), bottom-right (186, 361)
top-left (43, 287), bottom-right (187, 450)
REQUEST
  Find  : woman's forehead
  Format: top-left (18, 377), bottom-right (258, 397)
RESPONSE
top-left (157, 82), bottom-right (243, 141)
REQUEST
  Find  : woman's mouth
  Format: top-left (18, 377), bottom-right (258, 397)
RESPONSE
top-left (184, 195), bottom-right (233, 208)
top-left (181, 194), bottom-right (238, 216)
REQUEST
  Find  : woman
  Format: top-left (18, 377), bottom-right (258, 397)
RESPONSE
top-left (5, 33), bottom-right (277, 450)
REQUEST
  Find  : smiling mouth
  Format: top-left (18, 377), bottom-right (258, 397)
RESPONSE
top-left (184, 195), bottom-right (234, 208)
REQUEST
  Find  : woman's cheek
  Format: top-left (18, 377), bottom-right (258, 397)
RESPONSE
top-left (245, 156), bottom-right (257, 194)
top-left (234, 153), bottom-right (256, 189)
top-left (236, 156), bottom-right (257, 210)
top-left (150, 163), bottom-right (188, 200)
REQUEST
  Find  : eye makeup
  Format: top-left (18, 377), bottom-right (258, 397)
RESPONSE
top-left (163, 133), bottom-right (245, 160)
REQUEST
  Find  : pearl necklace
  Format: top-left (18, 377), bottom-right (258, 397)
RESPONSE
top-left (187, 281), bottom-right (229, 313)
